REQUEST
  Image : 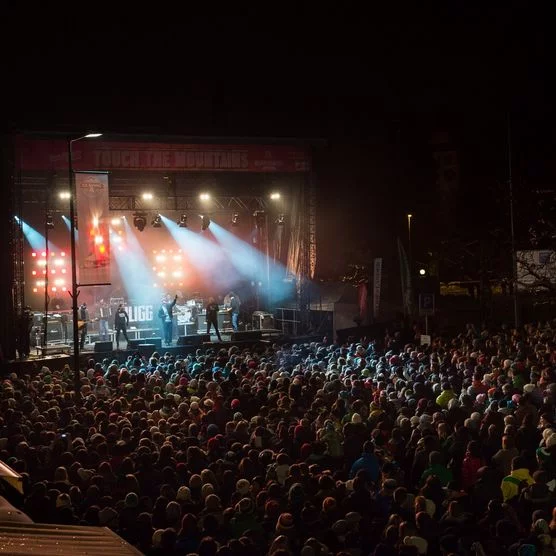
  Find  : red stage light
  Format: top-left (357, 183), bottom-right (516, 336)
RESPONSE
top-left (61, 252), bottom-right (65, 257)
top-left (33, 288), bottom-right (38, 293)
top-left (42, 270), bottom-right (46, 275)
top-left (51, 270), bottom-right (56, 274)
top-left (61, 268), bottom-right (66, 274)
top-left (41, 252), bottom-right (46, 257)
top-left (31, 252), bottom-right (36, 257)
top-left (32, 270), bottom-right (36, 275)
top-left (99, 245), bottom-right (106, 254)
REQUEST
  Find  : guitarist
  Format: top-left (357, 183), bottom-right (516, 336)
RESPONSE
top-left (228, 291), bottom-right (241, 332)
top-left (78, 302), bottom-right (90, 349)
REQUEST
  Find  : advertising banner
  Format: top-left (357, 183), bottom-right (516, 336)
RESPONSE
top-left (75, 172), bottom-right (111, 285)
top-left (17, 138), bottom-right (311, 173)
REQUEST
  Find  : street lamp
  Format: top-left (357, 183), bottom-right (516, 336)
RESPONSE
top-left (68, 133), bottom-right (102, 392)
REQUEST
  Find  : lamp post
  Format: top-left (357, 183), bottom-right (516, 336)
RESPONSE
top-left (507, 115), bottom-right (519, 329)
top-left (68, 133), bottom-right (102, 392)
top-left (406, 213), bottom-right (414, 318)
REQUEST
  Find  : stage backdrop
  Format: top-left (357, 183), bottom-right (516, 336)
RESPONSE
top-left (75, 172), bottom-right (111, 285)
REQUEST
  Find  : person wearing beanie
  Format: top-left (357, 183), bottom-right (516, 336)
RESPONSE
top-left (230, 497), bottom-right (261, 538)
top-left (275, 512), bottom-right (296, 540)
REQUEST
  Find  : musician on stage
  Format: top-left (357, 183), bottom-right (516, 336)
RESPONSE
top-left (228, 291), bottom-right (241, 331)
top-left (114, 303), bottom-right (129, 349)
top-left (96, 299), bottom-right (111, 341)
top-left (205, 297), bottom-right (222, 341)
top-left (158, 294), bottom-right (178, 346)
top-left (78, 302), bottom-right (89, 349)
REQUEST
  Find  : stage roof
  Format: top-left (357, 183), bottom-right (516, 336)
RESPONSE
top-left (0, 522), bottom-right (143, 556)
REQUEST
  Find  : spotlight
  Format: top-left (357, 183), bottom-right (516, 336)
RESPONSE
top-left (111, 217), bottom-right (123, 226)
top-left (231, 213), bottom-right (239, 227)
top-left (151, 214), bottom-right (162, 228)
top-left (270, 192), bottom-right (281, 200)
top-left (84, 133), bottom-right (102, 138)
top-left (133, 212), bottom-right (147, 232)
top-left (178, 214), bottom-right (188, 228)
top-left (419, 268), bottom-right (427, 276)
top-left (142, 192), bottom-right (154, 200)
top-left (199, 193), bottom-right (210, 201)
top-left (200, 215), bottom-right (211, 231)
top-left (276, 214), bottom-right (285, 225)
top-left (59, 191), bottom-right (71, 200)
top-left (46, 213), bottom-right (54, 229)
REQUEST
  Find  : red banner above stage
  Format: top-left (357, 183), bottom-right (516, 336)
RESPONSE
top-left (16, 138), bottom-right (311, 173)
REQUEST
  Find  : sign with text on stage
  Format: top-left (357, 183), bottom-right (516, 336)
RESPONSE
top-left (17, 138), bottom-right (311, 173)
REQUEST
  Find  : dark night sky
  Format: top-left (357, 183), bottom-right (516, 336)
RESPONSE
top-left (6, 5), bottom-right (555, 279)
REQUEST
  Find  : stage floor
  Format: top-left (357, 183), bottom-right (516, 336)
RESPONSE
top-left (5, 329), bottom-right (315, 375)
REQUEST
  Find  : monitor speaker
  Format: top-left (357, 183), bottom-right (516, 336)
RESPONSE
top-left (94, 341), bottom-right (113, 353)
top-left (143, 337), bottom-right (162, 349)
top-left (231, 330), bottom-right (262, 342)
top-left (177, 334), bottom-right (211, 346)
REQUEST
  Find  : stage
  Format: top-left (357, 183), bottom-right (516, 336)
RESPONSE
top-left (3, 329), bottom-right (329, 376)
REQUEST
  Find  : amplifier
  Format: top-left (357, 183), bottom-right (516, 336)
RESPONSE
top-left (252, 312), bottom-right (274, 330)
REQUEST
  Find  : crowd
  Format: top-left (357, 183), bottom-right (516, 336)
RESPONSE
top-left (2, 320), bottom-right (556, 555)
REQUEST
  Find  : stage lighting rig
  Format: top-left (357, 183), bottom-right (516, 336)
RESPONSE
top-left (178, 214), bottom-right (188, 228)
top-left (231, 213), bottom-right (239, 226)
top-left (200, 215), bottom-right (211, 231)
top-left (151, 214), bottom-right (162, 228)
top-left (276, 214), bottom-right (285, 225)
top-left (133, 212), bottom-right (147, 232)
top-left (46, 213), bottom-right (55, 229)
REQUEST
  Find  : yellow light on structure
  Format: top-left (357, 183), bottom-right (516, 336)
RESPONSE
top-left (54, 278), bottom-right (65, 286)
top-left (61, 268), bottom-right (67, 274)
top-left (51, 287), bottom-right (57, 292)
top-left (31, 252), bottom-right (36, 257)
top-left (111, 217), bottom-right (122, 226)
top-left (61, 251), bottom-right (65, 257)
top-left (59, 191), bottom-right (71, 200)
top-left (54, 259), bottom-right (64, 266)
top-left (155, 255), bottom-right (166, 262)
top-left (93, 217), bottom-right (99, 227)
top-left (37, 259), bottom-right (46, 266)
top-left (33, 288), bottom-right (38, 293)
top-left (157, 271), bottom-right (166, 278)
top-left (173, 255), bottom-right (181, 261)
top-left (270, 192), bottom-right (281, 200)
top-left (94, 235), bottom-right (104, 245)
top-left (199, 192), bottom-right (210, 201)
top-left (51, 269), bottom-right (56, 274)
top-left (172, 270), bottom-right (182, 278)
top-left (32, 270), bottom-right (36, 276)
top-left (142, 192), bottom-right (153, 200)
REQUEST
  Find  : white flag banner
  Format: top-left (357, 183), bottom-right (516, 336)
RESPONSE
top-left (75, 172), bottom-right (111, 285)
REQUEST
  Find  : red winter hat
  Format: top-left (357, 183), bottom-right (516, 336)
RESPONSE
top-left (231, 399), bottom-right (240, 409)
